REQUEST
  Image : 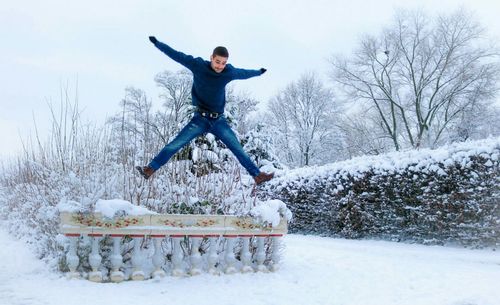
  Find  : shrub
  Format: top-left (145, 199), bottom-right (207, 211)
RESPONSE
top-left (260, 138), bottom-right (500, 248)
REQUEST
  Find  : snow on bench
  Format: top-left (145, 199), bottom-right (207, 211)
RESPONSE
top-left (59, 199), bottom-right (289, 282)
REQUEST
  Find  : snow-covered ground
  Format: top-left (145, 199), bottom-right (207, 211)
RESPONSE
top-left (1, 229), bottom-right (499, 305)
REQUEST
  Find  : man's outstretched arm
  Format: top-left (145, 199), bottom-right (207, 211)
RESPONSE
top-left (149, 36), bottom-right (196, 70)
top-left (229, 66), bottom-right (267, 80)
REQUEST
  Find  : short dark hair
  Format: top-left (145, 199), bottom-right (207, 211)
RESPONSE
top-left (212, 46), bottom-right (229, 58)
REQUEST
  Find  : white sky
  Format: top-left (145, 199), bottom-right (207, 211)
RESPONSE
top-left (1, 0), bottom-right (500, 159)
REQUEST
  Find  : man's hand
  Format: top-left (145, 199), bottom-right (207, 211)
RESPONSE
top-left (260, 68), bottom-right (267, 74)
top-left (149, 36), bottom-right (158, 44)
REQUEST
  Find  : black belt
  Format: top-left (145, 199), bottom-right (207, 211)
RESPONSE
top-left (198, 109), bottom-right (222, 119)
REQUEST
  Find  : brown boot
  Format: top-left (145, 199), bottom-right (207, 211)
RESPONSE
top-left (135, 165), bottom-right (155, 179)
top-left (254, 172), bottom-right (274, 185)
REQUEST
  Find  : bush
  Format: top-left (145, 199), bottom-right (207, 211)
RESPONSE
top-left (260, 138), bottom-right (500, 248)
top-left (0, 98), bottom-right (257, 269)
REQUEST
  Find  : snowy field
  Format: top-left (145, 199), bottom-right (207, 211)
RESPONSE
top-left (0, 228), bottom-right (499, 305)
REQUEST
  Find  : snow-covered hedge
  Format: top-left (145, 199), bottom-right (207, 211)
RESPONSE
top-left (261, 137), bottom-right (500, 248)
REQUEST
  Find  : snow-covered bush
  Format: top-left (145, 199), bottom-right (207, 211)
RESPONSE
top-left (0, 87), bottom-right (285, 270)
top-left (261, 137), bottom-right (500, 248)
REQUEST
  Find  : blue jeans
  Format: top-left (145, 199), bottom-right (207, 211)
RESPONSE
top-left (148, 113), bottom-right (260, 177)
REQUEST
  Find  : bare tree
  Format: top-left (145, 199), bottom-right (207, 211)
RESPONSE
top-left (225, 87), bottom-right (259, 135)
top-left (267, 72), bottom-right (337, 167)
top-left (154, 69), bottom-right (193, 136)
top-left (331, 9), bottom-right (499, 150)
top-left (336, 112), bottom-right (391, 157)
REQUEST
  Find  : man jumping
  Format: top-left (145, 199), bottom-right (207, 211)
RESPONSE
top-left (136, 36), bottom-right (274, 185)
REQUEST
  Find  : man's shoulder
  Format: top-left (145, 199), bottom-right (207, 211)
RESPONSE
top-left (197, 57), bottom-right (208, 63)
top-left (191, 57), bottom-right (210, 69)
top-left (220, 64), bottom-right (236, 75)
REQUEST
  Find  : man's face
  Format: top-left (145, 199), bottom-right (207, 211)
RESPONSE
top-left (210, 55), bottom-right (228, 73)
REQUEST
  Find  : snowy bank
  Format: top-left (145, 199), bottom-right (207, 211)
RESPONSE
top-left (2, 228), bottom-right (499, 305)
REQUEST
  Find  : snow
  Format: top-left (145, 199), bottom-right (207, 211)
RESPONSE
top-left (60, 198), bottom-right (291, 228)
top-left (56, 199), bottom-right (82, 213)
top-left (56, 199), bottom-right (159, 218)
top-left (94, 199), bottom-right (157, 218)
top-left (251, 199), bottom-right (293, 226)
top-left (1, 228), bottom-right (499, 305)
top-left (271, 137), bottom-right (500, 185)
top-left (2, 136), bottom-right (498, 304)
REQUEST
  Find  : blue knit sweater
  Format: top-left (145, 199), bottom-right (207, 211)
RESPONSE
top-left (153, 40), bottom-right (263, 114)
